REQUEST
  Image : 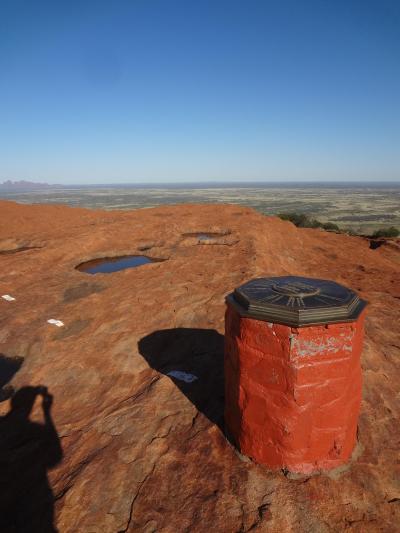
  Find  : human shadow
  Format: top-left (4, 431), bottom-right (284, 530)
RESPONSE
top-left (0, 354), bottom-right (24, 402)
top-left (0, 386), bottom-right (63, 532)
top-left (138, 328), bottom-right (225, 433)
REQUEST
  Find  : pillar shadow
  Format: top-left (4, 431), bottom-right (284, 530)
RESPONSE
top-left (138, 328), bottom-right (225, 433)
top-left (0, 386), bottom-right (63, 532)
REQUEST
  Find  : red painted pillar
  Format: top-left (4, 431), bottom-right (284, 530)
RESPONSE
top-left (224, 276), bottom-right (367, 474)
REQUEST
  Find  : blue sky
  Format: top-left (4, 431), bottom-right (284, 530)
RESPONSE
top-left (0, 0), bottom-right (399, 184)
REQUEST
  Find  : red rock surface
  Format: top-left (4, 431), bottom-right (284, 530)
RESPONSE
top-left (0, 200), bottom-right (399, 532)
top-left (225, 306), bottom-right (365, 474)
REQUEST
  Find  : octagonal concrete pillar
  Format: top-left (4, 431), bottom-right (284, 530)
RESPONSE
top-left (224, 276), bottom-right (367, 474)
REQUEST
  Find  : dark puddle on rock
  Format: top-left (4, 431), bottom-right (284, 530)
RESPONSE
top-left (369, 239), bottom-right (386, 250)
top-left (76, 255), bottom-right (165, 274)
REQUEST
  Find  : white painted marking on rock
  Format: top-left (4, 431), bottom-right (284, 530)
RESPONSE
top-left (47, 319), bottom-right (64, 327)
top-left (1, 294), bottom-right (16, 301)
top-left (292, 336), bottom-right (346, 357)
top-left (167, 370), bottom-right (198, 383)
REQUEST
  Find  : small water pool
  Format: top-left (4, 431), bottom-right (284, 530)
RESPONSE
top-left (76, 255), bottom-right (163, 274)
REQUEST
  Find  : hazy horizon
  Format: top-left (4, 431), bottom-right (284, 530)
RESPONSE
top-left (1, 178), bottom-right (400, 187)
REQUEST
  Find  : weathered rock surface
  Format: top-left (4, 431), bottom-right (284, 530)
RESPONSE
top-left (0, 200), bottom-right (399, 532)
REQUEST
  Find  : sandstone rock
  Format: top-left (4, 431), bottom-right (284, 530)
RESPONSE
top-left (0, 200), bottom-right (399, 532)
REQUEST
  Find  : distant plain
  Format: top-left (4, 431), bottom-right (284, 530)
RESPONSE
top-left (1, 182), bottom-right (400, 235)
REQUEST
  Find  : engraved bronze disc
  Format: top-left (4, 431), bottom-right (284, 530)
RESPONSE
top-left (228, 276), bottom-right (367, 327)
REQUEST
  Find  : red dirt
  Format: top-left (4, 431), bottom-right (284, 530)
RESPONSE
top-left (0, 200), bottom-right (399, 532)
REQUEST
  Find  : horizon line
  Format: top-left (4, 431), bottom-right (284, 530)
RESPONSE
top-left (2, 178), bottom-right (400, 187)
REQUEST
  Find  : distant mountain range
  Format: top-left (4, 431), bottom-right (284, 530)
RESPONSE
top-left (0, 180), bottom-right (58, 191)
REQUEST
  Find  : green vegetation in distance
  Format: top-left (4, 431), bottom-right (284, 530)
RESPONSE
top-left (372, 226), bottom-right (399, 238)
top-left (277, 213), bottom-right (340, 232)
top-left (277, 212), bottom-right (400, 238)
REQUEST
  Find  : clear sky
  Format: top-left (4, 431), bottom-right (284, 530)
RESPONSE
top-left (0, 0), bottom-right (399, 184)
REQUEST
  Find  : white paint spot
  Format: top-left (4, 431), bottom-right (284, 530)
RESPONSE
top-left (291, 335), bottom-right (352, 357)
top-left (1, 294), bottom-right (15, 302)
top-left (47, 319), bottom-right (64, 327)
top-left (289, 334), bottom-right (296, 349)
top-left (167, 370), bottom-right (198, 383)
